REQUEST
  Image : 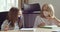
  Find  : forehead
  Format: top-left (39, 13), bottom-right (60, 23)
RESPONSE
top-left (43, 4), bottom-right (48, 7)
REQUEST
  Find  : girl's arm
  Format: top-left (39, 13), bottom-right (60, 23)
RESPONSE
top-left (54, 17), bottom-right (60, 27)
top-left (1, 20), bottom-right (9, 31)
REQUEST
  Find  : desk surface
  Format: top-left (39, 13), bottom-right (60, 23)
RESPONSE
top-left (0, 28), bottom-right (60, 32)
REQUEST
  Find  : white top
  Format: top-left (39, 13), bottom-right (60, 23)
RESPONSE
top-left (1, 15), bottom-right (24, 31)
top-left (33, 15), bottom-right (57, 28)
top-left (14, 21), bottom-right (19, 30)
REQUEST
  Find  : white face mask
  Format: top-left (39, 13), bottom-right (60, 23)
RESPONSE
top-left (18, 11), bottom-right (22, 17)
top-left (43, 11), bottom-right (49, 17)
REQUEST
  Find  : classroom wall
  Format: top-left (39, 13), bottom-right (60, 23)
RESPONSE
top-left (29, 0), bottom-right (60, 19)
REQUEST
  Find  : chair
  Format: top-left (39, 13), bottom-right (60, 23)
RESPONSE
top-left (23, 3), bottom-right (41, 28)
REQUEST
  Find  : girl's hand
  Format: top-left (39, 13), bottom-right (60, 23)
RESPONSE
top-left (37, 22), bottom-right (45, 27)
top-left (4, 25), bottom-right (9, 31)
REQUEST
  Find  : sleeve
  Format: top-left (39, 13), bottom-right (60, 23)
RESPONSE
top-left (1, 20), bottom-right (9, 31)
top-left (33, 16), bottom-right (43, 28)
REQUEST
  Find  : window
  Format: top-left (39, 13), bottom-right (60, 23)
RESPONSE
top-left (0, 0), bottom-right (18, 12)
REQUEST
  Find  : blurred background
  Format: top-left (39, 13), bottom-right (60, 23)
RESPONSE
top-left (0, 0), bottom-right (60, 30)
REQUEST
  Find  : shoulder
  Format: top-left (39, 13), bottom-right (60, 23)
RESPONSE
top-left (35, 15), bottom-right (43, 22)
top-left (1, 20), bottom-right (9, 31)
top-left (35, 15), bottom-right (42, 19)
top-left (1, 20), bottom-right (9, 27)
top-left (2, 20), bottom-right (9, 25)
top-left (3, 20), bottom-right (8, 23)
top-left (1, 20), bottom-right (8, 26)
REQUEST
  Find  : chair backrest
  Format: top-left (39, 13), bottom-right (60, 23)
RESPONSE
top-left (23, 3), bottom-right (41, 28)
top-left (23, 3), bottom-right (41, 14)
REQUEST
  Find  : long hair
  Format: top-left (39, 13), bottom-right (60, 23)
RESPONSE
top-left (48, 4), bottom-right (55, 18)
top-left (40, 4), bottom-right (55, 18)
top-left (7, 7), bottom-right (19, 27)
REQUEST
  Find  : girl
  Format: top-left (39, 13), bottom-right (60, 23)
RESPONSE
top-left (34, 4), bottom-right (60, 28)
top-left (1, 7), bottom-right (24, 31)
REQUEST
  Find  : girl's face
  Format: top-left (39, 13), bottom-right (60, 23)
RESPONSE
top-left (42, 4), bottom-right (54, 18)
top-left (43, 11), bottom-right (50, 17)
top-left (42, 5), bottom-right (50, 17)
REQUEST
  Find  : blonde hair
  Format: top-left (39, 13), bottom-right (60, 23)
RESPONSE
top-left (48, 4), bottom-right (60, 21)
top-left (41, 4), bottom-right (55, 18)
top-left (48, 4), bottom-right (55, 18)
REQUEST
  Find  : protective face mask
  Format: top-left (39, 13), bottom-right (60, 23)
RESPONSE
top-left (43, 11), bottom-right (49, 17)
top-left (18, 14), bottom-right (21, 17)
top-left (18, 10), bottom-right (22, 17)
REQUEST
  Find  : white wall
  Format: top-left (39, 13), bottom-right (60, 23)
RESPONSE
top-left (29, 0), bottom-right (60, 19)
